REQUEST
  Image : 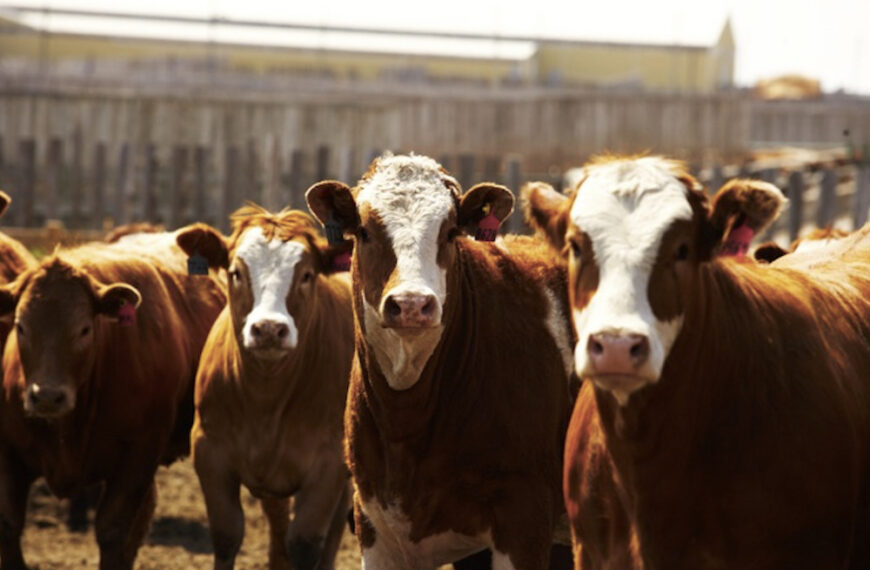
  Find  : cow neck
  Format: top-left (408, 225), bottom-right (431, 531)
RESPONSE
top-left (357, 240), bottom-right (481, 443)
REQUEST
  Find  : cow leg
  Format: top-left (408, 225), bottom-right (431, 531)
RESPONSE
top-left (95, 475), bottom-right (157, 570)
top-left (194, 438), bottom-right (244, 570)
top-left (286, 465), bottom-right (348, 570)
top-left (318, 480), bottom-right (351, 570)
top-left (491, 490), bottom-right (555, 570)
top-left (0, 451), bottom-right (34, 570)
top-left (260, 497), bottom-right (291, 570)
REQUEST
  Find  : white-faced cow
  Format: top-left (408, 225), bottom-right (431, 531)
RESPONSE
top-left (524, 154), bottom-right (870, 569)
top-left (0, 231), bottom-right (225, 569)
top-left (306, 153), bottom-right (574, 569)
top-left (174, 206), bottom-right (354, 569)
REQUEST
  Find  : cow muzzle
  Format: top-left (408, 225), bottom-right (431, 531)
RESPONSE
top-left (381, 290), bottom-right (441, 329)
top-left (25, 383), bottom-right (75, 418)
top-left (244, 316), bottom-right (297, 352)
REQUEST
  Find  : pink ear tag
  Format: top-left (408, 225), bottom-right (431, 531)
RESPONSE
top-left (332, 250), bottom-right (352, 272)
top-left (117, 302), bottom-right (136, 326)
top-left (719, 223), bottom-right (755, 257)
top-left (475, 204), bottom-right (500, 242)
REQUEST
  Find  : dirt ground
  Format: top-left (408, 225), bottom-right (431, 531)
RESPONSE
top-left (20, 458), bottom-right (362, 569)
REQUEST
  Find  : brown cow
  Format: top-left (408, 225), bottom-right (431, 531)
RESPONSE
top-left (0, 231), bottom-right (225, 569)
top-left (0, 192), bottom-right (37, 340)
top-left (525, 154), bottom-right (870, 569)
top-left (174, 206), bottom-right (354, 569)
top-left (306, 153), bottom-right (574, 569)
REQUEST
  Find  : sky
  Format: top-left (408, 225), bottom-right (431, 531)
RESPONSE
top-left (4, 0), bottom-right (869, 94)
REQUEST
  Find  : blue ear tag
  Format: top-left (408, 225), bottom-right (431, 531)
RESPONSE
top-left (325, 213), bottom-right (352, 272)
top-left (187, 252), bottom-right (209, 275)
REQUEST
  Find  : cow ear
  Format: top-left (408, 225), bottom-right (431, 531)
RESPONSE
top-left (96, 283), bottom-right (142, 317)
top-left (708, 179), bottom-right (786, 244)
top-left (306, 181), bottom-right (360, 233)
top-left (520, 181), bottom-right (571, 251)
top-left (753, 242), bottom-right (788, 264)
top-left (175, 223), bottom-right (229, 269)
top-left (0, 191), bottom-right (10, 219)
top-left (0, 281), bottom-right (20, 318)
top-left (458, 183), bottom-right (514, 230)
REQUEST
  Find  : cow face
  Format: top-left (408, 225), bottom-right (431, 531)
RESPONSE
top-left (307, 153), bottom-right (512, 390)
top-left (176, 208), bottom-right (344, 359)
top-left (0, 260), bottom-right (141, 417)
top-left (523, 156), bottom-right (784, 405)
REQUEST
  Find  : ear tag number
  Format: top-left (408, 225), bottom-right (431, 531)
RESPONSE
top-left (326, 212), bottom-right (352, 272)
top-left (117, 302), bottom-right (136, 326)
top-left (475, 203), bottom-right (500, 242)
top-left (187, 251), bottom-right (209, 275)
top-left (719, 223), bottom-right (755, 257)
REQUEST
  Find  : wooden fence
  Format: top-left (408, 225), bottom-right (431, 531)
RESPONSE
top-left (0, 85), bottom-right (869, 235)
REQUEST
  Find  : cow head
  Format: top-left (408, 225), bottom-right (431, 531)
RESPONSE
top-left (0, 259), bottom-right (141, 417)
top-left (176, 206), bottom-right (345, 360)
top-left (523, 156), bottom-right (784, 405)
top-left (306, 153), bottom-right (513, 390)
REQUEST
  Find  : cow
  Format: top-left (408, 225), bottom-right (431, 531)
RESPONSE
top-left (173, 206), bottom-right (354, 569)
top-left (754, 227), bottom-right (849, 264)
top-left (523, 154), bottom-right (870, 569)
top-left (306, 153), bottom-right (574, 569)
top-left (0, 231), bottom-right (225, 569)
top-left (0, 192), bottom-right (37, 339)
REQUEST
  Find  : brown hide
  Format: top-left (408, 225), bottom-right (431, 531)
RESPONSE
top-left (346, 233), bottom-right (574, 567)
top-left (0, 236), bottom-right (224, 569)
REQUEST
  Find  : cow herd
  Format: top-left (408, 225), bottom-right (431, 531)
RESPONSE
top-left (0, 151), bottom-right (868, 570)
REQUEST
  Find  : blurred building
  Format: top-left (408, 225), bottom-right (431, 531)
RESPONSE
top-left (0, 8), bottom-right (734, 93)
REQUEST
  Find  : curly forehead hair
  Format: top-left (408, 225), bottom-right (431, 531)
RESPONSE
top-left (229, 203), bottom-right (323, 246)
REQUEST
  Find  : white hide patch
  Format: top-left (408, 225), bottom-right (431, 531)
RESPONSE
top-left (543, 288), bottom-right (574, 379)
top-left (356, 154), bottom-right (457, 390)
top-left (234, 227), bottom-right (304, 350)
top-left (359, 496), bottom-right (490, 569)
top-left (569, 157), bottom-right (691, 404)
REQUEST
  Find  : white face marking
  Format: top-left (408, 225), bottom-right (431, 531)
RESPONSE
top-left (234, 227), bottom-right (305, 351)
top-left (357, 154), bottom-right (458, 390)
top-left (359, 495), bottom-right (490, 569)
top-left (569, 158), bottom-right (692, 404)
top-left (357, 154), bottom-right (456, 316)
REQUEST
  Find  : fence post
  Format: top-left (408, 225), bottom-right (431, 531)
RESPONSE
top-left (193, 146), bottom-right (208, 225)
top-left (17, 140), bottom-right (36, 227)
top-left (458, 154), bottom-right (475, 189)
top-left (92, 143), bottom-right (106, 228)
top-left (114, 142), bottom-right (131, 225)
top-left (483, 157), bottom-right (500, 184)
top-left (168, 145), bottom-right (188, 228)
top-left (70, 127), bottom-right (83, 226)
top-left (142, 143), bottom-right (158, 223)
top-left (45, 138), bottom-right (63, 222)
top-left (223, 145), bottom-right (239, 232)
top-left (338, 146), bottom-right (354, 185)
top-left (816, 167), bottom-right (837, 228)
top-left (787, 170), bottom-right (804, 241)
top-left (263, 135), bottom-right (281, 211)
top-left (854, 166), bottom-right (870, 229)
top-left (316, 145), bottom-right (331, 181)
top-left (288, 149), bottom-right (306, 210)
top-left (709, 164), bottom-right (724, 192)
top-left (438, 154), bottom-right (453, 173)
top-left (505, 156), bottom-right (524, 235)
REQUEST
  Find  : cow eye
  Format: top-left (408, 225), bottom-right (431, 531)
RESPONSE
top-left (15, 322), bottom-right (23, 336)
top-left (570, 240), bottom-right (582, 258)
top-left (301, 271), bottom-right (314, 284)
top-left (675, 243), bottom-right (690, 261)
top-left (229, 268), bottom-right (241, 282)
top-left (358, 227), bottom-right (369, 243)
top-left (80, 325), bottom-right (91, 337)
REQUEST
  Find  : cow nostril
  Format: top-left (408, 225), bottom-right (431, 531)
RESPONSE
top-left (276, 325), bottom-right (288, 339)
top-left (588, 337), bottom-right (604, 356)
top-left (251, 323), bottom-right (261, 337)
top-left (630, 337), bottom-right (650, 363)
top-left (420, 297), bottom-right (436, 317)
top-left (48, 392), bottom-right (65, 406)
top-left (384, 297), bottom-right (402, 320)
